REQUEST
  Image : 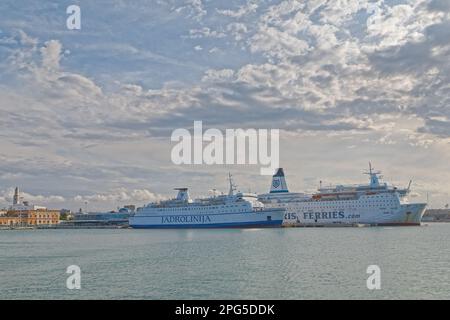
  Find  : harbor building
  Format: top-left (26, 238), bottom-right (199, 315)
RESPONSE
top-left (66, 205), bottom-right (134, 227)
top-left (0, 187), bottom-right (60, 227)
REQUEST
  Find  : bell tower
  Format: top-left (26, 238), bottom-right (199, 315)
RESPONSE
top-left (13, 187), bottom-right (19, 205)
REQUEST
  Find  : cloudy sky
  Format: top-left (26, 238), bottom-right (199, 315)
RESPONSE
top-left (0, 0), bottom-right (449, 211)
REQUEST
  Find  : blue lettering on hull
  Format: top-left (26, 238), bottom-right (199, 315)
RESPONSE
top-left (303, 211), bottom-right (346, 220)
top-left (161, 215), bottom-right (212, 224)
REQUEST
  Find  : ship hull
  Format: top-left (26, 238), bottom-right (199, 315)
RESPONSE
top-left (129, 209), bottom-right (285, 229)
top-left (265, 199), bottom-right (427, 227)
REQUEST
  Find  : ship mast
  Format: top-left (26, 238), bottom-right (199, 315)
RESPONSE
top-left (228, 173), bottom-right (237, 196)
top-left (406, 180), bottom-right (412, 194)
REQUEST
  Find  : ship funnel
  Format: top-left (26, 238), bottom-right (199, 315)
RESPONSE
top-left (270, 168), bottom-right (289, 193)
top-left (174, 188), bottom-right (191, 202)
top-left (365, 163), bottom-right (381, 188)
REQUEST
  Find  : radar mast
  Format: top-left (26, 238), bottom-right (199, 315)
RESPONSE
top-left (364, 162), bottom-right (381, 188)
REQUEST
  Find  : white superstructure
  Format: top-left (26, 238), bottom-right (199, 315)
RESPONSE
top-left (259, 165), bottom-right (427, 226)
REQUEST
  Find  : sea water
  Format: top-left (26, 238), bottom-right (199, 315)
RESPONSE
top-left (0, 223), bottom-right (448, 299)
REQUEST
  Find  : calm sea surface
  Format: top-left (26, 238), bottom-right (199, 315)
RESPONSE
top-left (0, 223), bottom-right (449, 299)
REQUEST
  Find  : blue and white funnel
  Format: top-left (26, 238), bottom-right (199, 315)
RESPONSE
top-left (270, 168), bottom-right (289, 193)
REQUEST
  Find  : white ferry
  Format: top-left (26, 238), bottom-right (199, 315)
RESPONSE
top-left (129, 175), bottom-right (285, 228)
top-left (259, 165), bottom-right (427, 226)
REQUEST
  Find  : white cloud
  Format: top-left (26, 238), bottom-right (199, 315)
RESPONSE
top-left (74, 188), bottom-right (164, 205)
top-left (217, 1), bottom-right (258, 18)
top-left (40, 40), bottom-right (62, 70)
top-left (202, 68), bottom-right (235, 82)
top-left (175, 0), bottom-right (207, 21)
top-left (226, 23), bottom-right (248, 41)
top-left (17, 29), bottom-right (38, 46)
top-left (250, 26), bottom-right (310, 59)
top-left (0, 188), bottom-right (65, 208)
top-left (188, 27), bottom-right (226, 39)
top-left (365, 1), bottom-right (443, 50)
top-left (319, 0), bottom-right (370, 26)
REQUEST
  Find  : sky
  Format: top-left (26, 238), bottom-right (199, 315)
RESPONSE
top-left (0, 0), bottom-right (449, 211)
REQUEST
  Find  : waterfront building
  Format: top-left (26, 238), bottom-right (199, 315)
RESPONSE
top-left (0, 214), bottom-right (27, 226)
top-left (71, 211), bottom-right (131, 225)
top-left (0, 187), bottom-right (60, 227)
top-left (59, 206), bottom-right (135, 227)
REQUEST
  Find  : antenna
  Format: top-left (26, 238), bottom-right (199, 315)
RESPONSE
top-left (364, 162), bottom-right (381, 175)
